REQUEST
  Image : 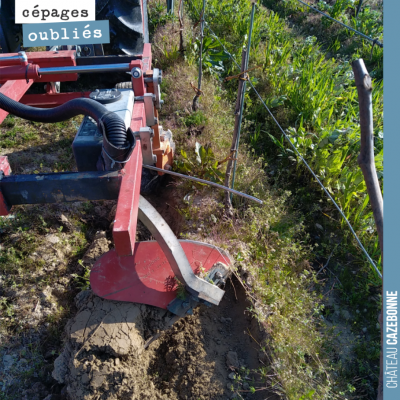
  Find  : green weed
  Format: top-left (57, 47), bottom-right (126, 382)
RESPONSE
top-left (71, 260), bottom-right (91, 291)
top-left (175, 142), bottom-right (226, 183)
top-left (183, 110), bottom-right (207, 127)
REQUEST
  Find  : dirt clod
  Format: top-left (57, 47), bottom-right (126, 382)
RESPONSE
top-left (226, 351), bottom-right (239, 369)
top-left (54, 277), bottom-right (276, 400)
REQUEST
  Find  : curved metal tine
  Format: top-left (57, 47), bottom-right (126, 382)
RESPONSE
top-left (138, 195), bottom-right (225, 305)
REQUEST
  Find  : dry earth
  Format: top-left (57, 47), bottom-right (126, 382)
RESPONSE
top-left (0, 150), bottom-right (278, 400)
top-left (50, 188), bottom-right (279, 400)
top-left (53, 274), bottom-right (277, 400)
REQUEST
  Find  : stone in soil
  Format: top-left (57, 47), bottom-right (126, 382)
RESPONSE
top-left (226, 351), bottom-right (239, 369)
top-left (3, 354), bottom-right (15, 370)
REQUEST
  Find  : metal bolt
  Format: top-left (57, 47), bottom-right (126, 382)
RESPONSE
top-left (158, 70), bottom-right (163, 84)
top-left (215, 272), bottom-right (223, 280)
top-left (131, 67), bottom-right (142, 79)
top-left (18, 51), bottom-right (27, 63)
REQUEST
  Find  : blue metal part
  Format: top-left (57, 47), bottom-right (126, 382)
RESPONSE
top-left (0, 170), bottom-right (121, 206)
top-left (167, 0), bottom-right (175, 15)
top-left (167, 294), bottom-right (201, 317)
top-left (166, 260), bottom-right (230, 316)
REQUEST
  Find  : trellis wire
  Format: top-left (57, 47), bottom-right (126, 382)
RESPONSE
top-left (294, 0), bottom-right (383, 48)
top-left (190, 1), bottom-right (382, 279)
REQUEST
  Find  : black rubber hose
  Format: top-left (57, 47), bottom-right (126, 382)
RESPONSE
top-left (0, 93), bottom-right (128, 148)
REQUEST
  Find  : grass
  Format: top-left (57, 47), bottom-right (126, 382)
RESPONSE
top-left (186, 0), bottom-right (383, 265)
top-left (0, 115), bottom-right (82, 174)
top-left (0, 112), bottom-right (97, 398)
top-left (149, 0), bottom-right (382, 398)
top-left (261, 0), bottom-right (383, 79)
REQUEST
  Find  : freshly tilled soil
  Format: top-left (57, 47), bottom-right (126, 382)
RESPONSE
top-left (53, 279), bottom-right (276, 400)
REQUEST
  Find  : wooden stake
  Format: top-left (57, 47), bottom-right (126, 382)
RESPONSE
top-left (352, 58), bottom-right (383, 400)
top-left (224, 49), bottom-right (247, 210)
top-left (178, 0), bottom-right (184, 54)
top-left (192, 0), bottom-right (206, 111)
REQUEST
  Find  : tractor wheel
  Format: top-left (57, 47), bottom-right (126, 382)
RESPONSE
top-left (96, 0), bottom-right (149, 55)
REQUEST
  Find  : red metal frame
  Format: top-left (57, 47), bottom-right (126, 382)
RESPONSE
top-left (129, 60), bottom-right (145, 96)
top-left (0, 64), bottom-right (40, 81)
top-left (26, 50), bottom-right (77, 82)
top-left (20, 92), bottom-right (91, 108)
top-left (112, 145), bottom-right (143, 257)
top-left (0, 56), bottom-right (27, 67)
top-left (0, 50), bottom-right (79, 124)
top-left (0, 46), bottom-right (152, 256)
top-left (0, 50), bottom-right (77, 84)
top-left (91, 241), bottom-right (228, 309)
top-left (140, 43), bottom-right (152, 72)
top-left (112, 102), bottom-right (146, 256)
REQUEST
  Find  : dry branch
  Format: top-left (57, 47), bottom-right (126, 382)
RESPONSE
top-left (352, 59), bottom-right (383, 251)
top-left (178, 0), bottom-right (184, 53)
top-left (352, 58), bottom-right (383, 400)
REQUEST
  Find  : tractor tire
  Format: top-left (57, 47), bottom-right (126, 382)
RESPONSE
top-left (96, 0), bottom-right (149, 56)
top-left (0, 2), bottom-right (22, 53)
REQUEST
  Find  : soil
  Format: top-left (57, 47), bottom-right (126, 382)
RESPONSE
top-left (53, 278), bottom-right (277, 400)
top-left (46, 182), bottom-right (278, 400)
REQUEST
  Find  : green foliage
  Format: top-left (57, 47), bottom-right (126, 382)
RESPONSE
top-left (262, 0), bottom-right (383, 78)
top-left (0, 297), bottom-right (15, 318)
top-left (188, 0), bottom-right (382, 268)
top-left (174, 277), bottom-right (187, 300)
top-left (183, 110), bottom-right (207, 127)
top-left (148, 0), bottom-right (176, 37)
top-left (298, 390), bottom-right (316, 400)
top-left (175, 142), bottom-right (225, 183)
top-left (185, 34), bottom-right (231, 75)
top-left (155, 41), bottom-right (181, 67)
top-left (71, 260), bottom-right (90, 291)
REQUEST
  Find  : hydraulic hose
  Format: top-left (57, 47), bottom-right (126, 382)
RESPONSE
top-left (0, 93), bottom-right (129, 149)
